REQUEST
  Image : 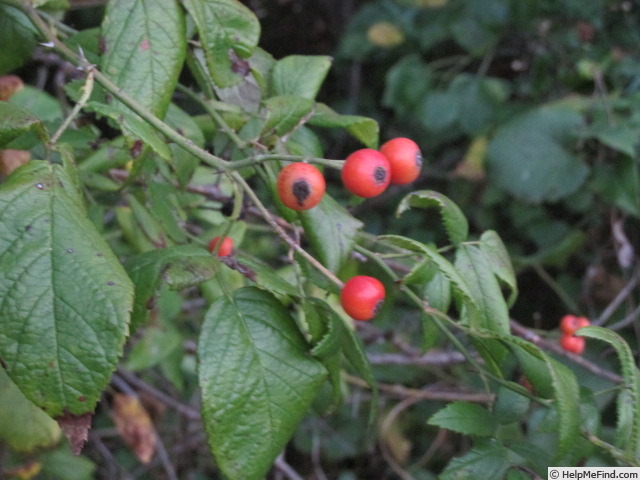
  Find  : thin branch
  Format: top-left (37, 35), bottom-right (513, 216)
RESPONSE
top-left (274, 453), bottom-right (305, 480)
top-left (593, 267), bottom-right (640, 326)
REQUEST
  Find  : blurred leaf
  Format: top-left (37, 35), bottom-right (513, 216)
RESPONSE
top-left (261, 95), bottom-right (315, 138)
top-left (299, 194), bottom-right (363, 273)
top-left (125, 245), bottom-right (220, 330)
top-left (63, 27), bottom-right (101, 66)
top-left (383, 54), bottom-right (432, 117)
top-left (455, 244), bottom-right (510, 334)
top-left (493, 385), bottom-right (531, 425)
top-left (0, 161), bottom-right (133, 416)
top-left (429, 402), bottom-right (497, 436)
top-left (271, 55), bottom-right (332, 100)
top-left (147, 182), bottom-right (188, 243)
top-left (39, 443), bottom-right (96, 480)
top-left (591, 157), bottom-right (640, 217)
top-left (235, 255), bottom-right (299, 296)
top-left (396, 190), bottom-right (469, 245)
top-left (198, 287), bottom-right (327, 480)
top-left (127, 194), bottom-right (170, 249)
top-left (9, 86), bottom-right (63, 123)
top-left (0, 102), bottom-right (48, 147)
top-left (164, 103), bottom-right (205, 186)
top-left (0, 368), bottom-right (61, 452)
top-left (487, 106), bottom-right (588, 203)
top-left (439, 440), bottom-right (510, 480)
top-left (309, 103), bottom-right (379, 148)
top-left (578, 326), bottom-right (640, 458)
top-left (125, 325), bottom-right (182, 371)
top-left (478, 230), bottom-right (518, 307)
top-left (101, 0), bottom-right (186, 118)
top-left (0, 5), bottom-right (37, 74)
top-left (450, 16), bottom-right (498, 56)
top-left (183, 0), bottom-right (260, 87)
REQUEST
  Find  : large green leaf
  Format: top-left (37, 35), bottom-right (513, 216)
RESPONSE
top-left (429, 402), bottom-right (497, 437)
top-left (478, 230), bottom-right (518, 307)
top-left (183, 0), bottom-right (261, 88)
top-left (308, 103), bottom-right (379, 148)
top-left (396, 190), bottom-right (469, 245)
top-left (125, 245), bottom-right (220, 330)
top-left (578, 326), bottom-right (640, 457)
top-left (0, 161), bottom-right (133, 416)
top-left (198, 287), bottom-right (327, 480)
top-left (0, 101), bottom-right (48, 147)
top-left (0, 368), bottom-right (61, 452)
top-left (299, 194), bottom-right (363, 272)
top-left (271, 55), bottom-right (332, 100)
top-left (455, 244), bottom-right (510, 334)
top-left (487, 106), bottom-right (588, 203)
top-left (101, 0), bottom-right (186, 118)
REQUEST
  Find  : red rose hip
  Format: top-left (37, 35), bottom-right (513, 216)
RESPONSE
top-left (341, 149), bottom-right (391, 198)
top-left (560, 334), bottom-right (585, 354)
top-left (208, 236), bottom-right (234, 257)
top-left (340, 275), bottom-right (386, 321)
top-left (277, 162), bottom-right (326, 211)
top-left (379, 137), bottom-right (423, 185)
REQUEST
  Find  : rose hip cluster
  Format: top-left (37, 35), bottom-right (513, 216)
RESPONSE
top-left (559, 314), bottom-right (590, 354)
top-left (208, 137), bottom-right (422, 322)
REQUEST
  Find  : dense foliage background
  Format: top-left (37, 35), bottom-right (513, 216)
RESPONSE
top-left (0, 0), bottom-right (639, 479)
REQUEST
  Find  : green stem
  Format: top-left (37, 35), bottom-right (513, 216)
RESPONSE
top-left (228, 154), bottom-right (344, 171)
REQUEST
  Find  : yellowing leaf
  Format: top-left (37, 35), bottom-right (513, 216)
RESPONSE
top-left (367, 22), bottom-right (404, 48)
top-left (112, 394), bottom-right (157, 464)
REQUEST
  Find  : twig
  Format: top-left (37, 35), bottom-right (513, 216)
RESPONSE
top-left (532, 263), bottom-right (581, 315)
top-left (274, 453), bottom-right (305, 480)
top-left (154, 431), bottom-right (179, 480)
top-left (593, 267), bottom-right (640, 326)
top-left (367, 351), bottom-right (467, 367)
top-left (344, 373), bottom-right (494, 404)
top-left (379, 396), bottom-right (422, 480)
top-left (116, 369), bottom-right (201, 421)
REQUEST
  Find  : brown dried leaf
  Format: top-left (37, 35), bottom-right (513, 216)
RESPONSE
top-left (0, 149), bottom-right (30, 177)
top-left (0, 75), bottom-right (24, 101)
top-left (56, 411), bottom-right (92, 455)
top-left (112, 393), bottom-right (157, 464)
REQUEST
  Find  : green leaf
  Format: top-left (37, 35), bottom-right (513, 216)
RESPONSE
top-left (88, 102), bottom-right (172, 162)
top-left (578, 326), bottom-right (640, 457)
top-left (0, 5), bottom-right (37, 75)
top-left (9, 86), bottom-right (63, 123)
top-left (235, 255), bottom-right (299, 297)
top-left (0, 101), bottom-right (49, 147)
top-left (0, 161), bottom-right (134, 416)
top-left (101, 0), bottom-right (186, 118)
top-left (487, 106), bottom-right (588, 203)
top-left (124, 325), bottom-right (182, 371)
top-left (429, 401), bottom-right (497, 437)
top-left (261, 95), bottom-right (315, 138)
top-left (439, 440), bottom-right (510, 480)
top-left (299, 194), bottom-right (363, 272)
top-left (164, 103), bottom-right (205, 186)
top-left (493, 385), bottom-right (531, 425)
top-left (396, 190), bottom-right (469, 245)
top-left (125, 245), bottom-right (219, 330)
top-left (308, 103), bottom-right (379, 148)
top-left (0, 368), bottom-right (61, 452)
top-left (198, 287), bottom-right (327, 480)
top-left (147, 182), bottom-right (188, 243)
top-left (455, 244), bottom-right (510, 334)
top-left (127, 194), bottom-right (170, 249)
top-left (383, 54), bottom-right (432, 117)
top-left (40, 443), bottom-right (96, 480)
top-left (591, 156), bottom-right (640, 218)
top-left (271, 55), bottom-right (333, 100)
top-left (478, 230), bottom-right (518, 307)
top-left (183, 0), bottom-right (261, 88)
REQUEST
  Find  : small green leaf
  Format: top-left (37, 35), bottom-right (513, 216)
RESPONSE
top-left (183, 0), bottom-right (261, 88)
top-left (478, 230), bottom-right (518, 306)
top-left (429, 401), bottom-right (497, 437)
top-left (125, 245), bottom-right (220, 330)
top-left (261, 95), bottom-right (315, 138)
top-left (396, 190), bottom-right (469, 245)
top-left (455, 244), bottom-right (510, 334)
top-left (235, 255), bottom-right (299, 296)
top-left (0, 101), bottom-right (48, 147)
top-left (101, 0), bottom-right (186, 118)
top-left (439, 440), bottom-right (510, 480)
top-left (493, 385), bottom-right (531, 425)
top-left (164, 103), bottom-right (205, 186)
top-left (0, 161), bottom-right (134, 416)
top-left (198, 287), bottom-right (327, 480)
top-left (578, 326), bottom-right (640, 457)
top-left (147, 182), bottom-right (188, 243)
top-left (124, 325), bottom-right (182, 371)
top-left (487, 106), bottom-right (588, 203)
top-left (88, 102), bottom-right (172, 162)
top-left (308, 103), bottom-right (379, 148)
top-left (299, 194), bottom-right (363, 272)
top-left (271, 55), bottom-right (333, 100)
top-left (0, 368), bottom-right (61, 452)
